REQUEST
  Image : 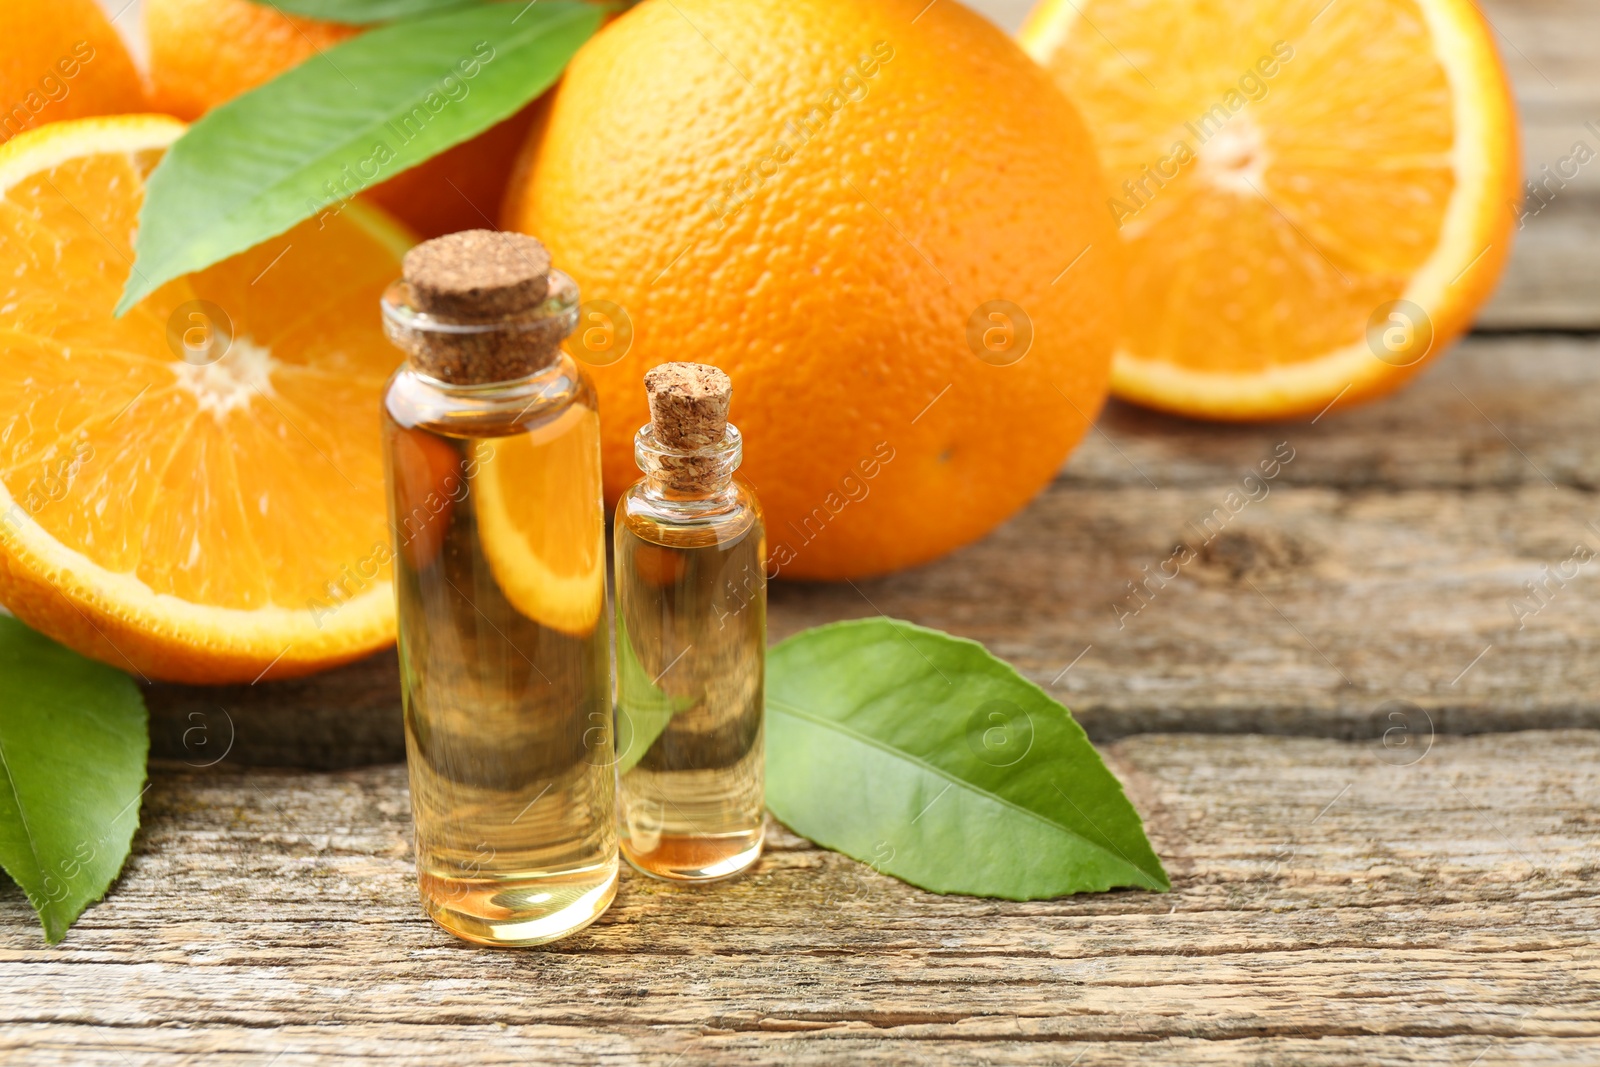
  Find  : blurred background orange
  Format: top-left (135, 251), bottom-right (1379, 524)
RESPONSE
top-left (131, 0), bottom-right (537, 238)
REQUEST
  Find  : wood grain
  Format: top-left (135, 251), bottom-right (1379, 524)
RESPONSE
top-left (3, 732), bottom-right (1596, 1065)
top-left (1066, 336), bottom-right (1600, 491)
top-left (774, 340), bottom-right (1600, 739)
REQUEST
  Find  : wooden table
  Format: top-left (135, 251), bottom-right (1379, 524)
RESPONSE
top-left (7, 0), bottom-right (1599, 1062)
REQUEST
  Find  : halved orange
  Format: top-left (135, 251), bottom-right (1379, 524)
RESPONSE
top-left (1020, 0), bottom-right (1519, 419)
top-left (471, 403), bottom-right (606, 638)
top-left (0, 115), bottom-right (412, 683)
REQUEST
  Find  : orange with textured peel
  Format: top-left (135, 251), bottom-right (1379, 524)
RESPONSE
top-left (0, 116), bottom-right (409, 683)
top-left (504, 0), bottom-right (1122, 580)
top-left (0, 0), bottom-right (146, 145)
top-left (1020, 0), bottom-right (1519, 419)
top-left (145, 0), bottom-right (535, 239)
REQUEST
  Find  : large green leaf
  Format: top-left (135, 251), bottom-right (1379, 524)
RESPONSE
top-left (0, 617), bottom-right (148, 942)
top-left (766, 618), bottom-right (1168, 899)
top-left (248, 0), bottom-right (487, 22)
top-left (118, 1), bottom-right (604, 315)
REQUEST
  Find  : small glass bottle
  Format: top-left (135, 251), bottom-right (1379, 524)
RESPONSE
top-left (379, 230), bottom-right (616, 945)
top-left (614, 363), bottom-right (766, 882)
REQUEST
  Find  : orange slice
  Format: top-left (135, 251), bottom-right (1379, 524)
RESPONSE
top-left (0, 115), bottom-right (412, 683)
top-left (471, 402), bottom-right (606, 638)
top-left (1020, 0), bottom-right (1519, 419)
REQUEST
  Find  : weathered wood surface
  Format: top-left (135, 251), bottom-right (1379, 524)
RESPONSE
top-left (3, 731), bottom-right (1597, 1065)
top-left (146, 335), bottom-right (1600, 765)
top-left (780, 348), bottom-right (1600, 741)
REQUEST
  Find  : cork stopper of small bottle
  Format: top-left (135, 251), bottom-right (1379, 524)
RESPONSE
top-left (644, 362), bottom-right (733, 492)
top-left (392, 229), bottom-right (574, 385)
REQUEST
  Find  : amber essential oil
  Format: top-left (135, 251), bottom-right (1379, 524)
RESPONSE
top-left (380, 231), bottom-right (616, 945)
top-left (614, 364), bottom-right (766, 882)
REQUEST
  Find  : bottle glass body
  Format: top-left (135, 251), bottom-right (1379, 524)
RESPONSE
top-left (614, 425), bottom-right (766, 881)
top-left (380, 283), bottom-right (615, 946)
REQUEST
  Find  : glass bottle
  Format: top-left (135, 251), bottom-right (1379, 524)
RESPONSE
top-left (614, 363), bottom-right (766, 882)
top-left (379, 230), bottom-right (616, 945)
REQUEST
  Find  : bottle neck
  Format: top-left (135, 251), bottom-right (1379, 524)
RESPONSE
top-left (384, 351), bottom-right (592, 440)
top-left (635, 423), bottom-right (742, 502)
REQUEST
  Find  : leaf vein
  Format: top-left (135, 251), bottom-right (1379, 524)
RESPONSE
top-left (767, 696), bottom-right (1162, 888)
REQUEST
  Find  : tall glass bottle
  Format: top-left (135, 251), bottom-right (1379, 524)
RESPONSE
top-left (379, 230), bottom-right (615, 945)
top-left (614, 363), bottom-right (766, 882)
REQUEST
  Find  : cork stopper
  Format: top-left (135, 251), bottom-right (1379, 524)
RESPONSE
top-left (645, 363), bottom-right (732, 448)
top-left (404, 229), bottom-right (551, 319)
top-left (388, 229), bottom-right (574, 385)
top-left (642, 363), bottom-right (735, 493)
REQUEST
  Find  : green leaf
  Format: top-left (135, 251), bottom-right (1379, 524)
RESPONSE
top-left (247, 0), bottom-right (487, 23)
top-left (614, 614), bottom-right (695, 777)
top-left (0, 617), bottom-right (148, 943)
top-left (765, 618), bottom-right (1168, 899)
top-left (118, 1), bottom-right (604, 315)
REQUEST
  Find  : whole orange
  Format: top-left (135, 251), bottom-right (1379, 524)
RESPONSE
top-left (504, 0), bottom-right (1122, 580)
top-left (145, 0), bottom-right (535, 238)
top-left (0, 0), bottom-right (146, 146)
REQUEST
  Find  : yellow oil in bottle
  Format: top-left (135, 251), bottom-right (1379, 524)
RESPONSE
top-left (381, 240), bottom-right (617, 945)
top-left (613, 368), bottom-right (766, 883)
top-left (615, 509), bottom-right (766, 880)
top-left (385, 390), bottom-right (616, 944)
